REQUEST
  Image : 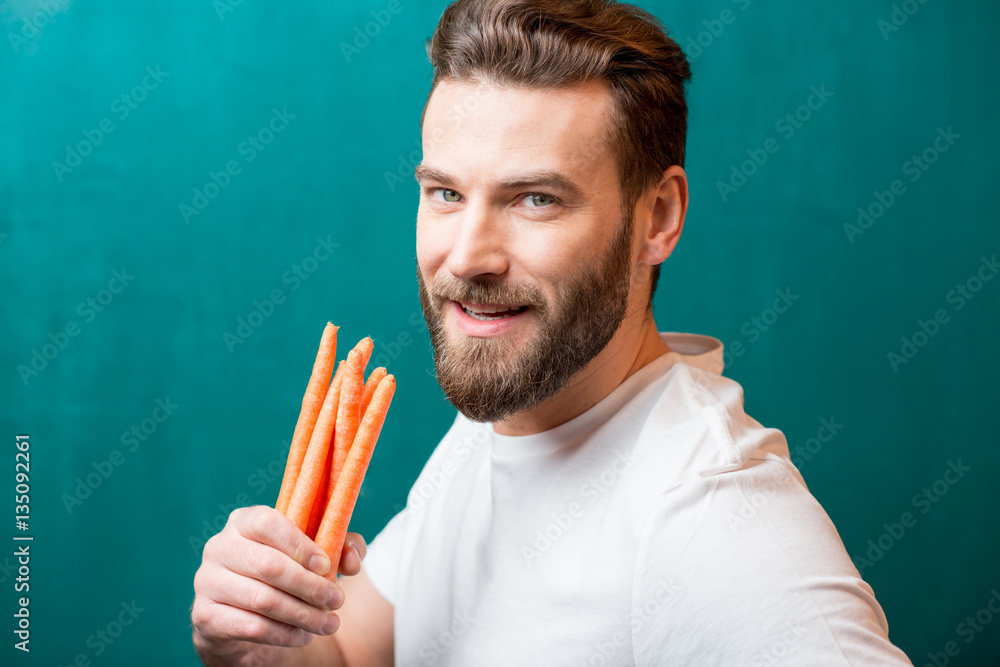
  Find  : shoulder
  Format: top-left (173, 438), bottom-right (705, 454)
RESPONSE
top-left (627, 359), bottom-right (798, 493)
top-left (625, 364), bottom-right (911, 664)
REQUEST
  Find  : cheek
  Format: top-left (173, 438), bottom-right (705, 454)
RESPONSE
top-left (415, 214), bottom-right (448, 277)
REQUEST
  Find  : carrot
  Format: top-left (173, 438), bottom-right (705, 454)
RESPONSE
top-left (361, 367), bottom-right (387, 415)
top-left (331, 349), bottom-right (365, 492)
top-left (354, 336), bottom-right (374, 369)
top-left (285, 361), bottom-right (346, 533)
top-left (275, 323), bottom-right (337, 515)
top-left (316, 374), bottom-right (395, 577)
top-left (306, 439), bottom-right (335, 540)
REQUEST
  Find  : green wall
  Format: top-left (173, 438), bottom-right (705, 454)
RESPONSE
top-left (1, 0), bottom-right (997, 664)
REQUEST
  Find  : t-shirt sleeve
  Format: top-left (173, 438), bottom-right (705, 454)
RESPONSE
top-left (362, 507), bottom-right (408, 606)
top-left (630, 457), bottom-right (913, 666)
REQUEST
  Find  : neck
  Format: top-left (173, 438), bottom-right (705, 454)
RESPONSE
top-left (493, 311), bottom-right (669, 436)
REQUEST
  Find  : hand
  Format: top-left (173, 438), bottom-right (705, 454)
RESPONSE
top-left (191, 505), bottom-right (368, 664)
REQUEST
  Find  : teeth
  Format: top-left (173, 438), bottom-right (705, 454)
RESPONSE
top-left (463, 303), bottom-right (518, 314)
top-left (461, 303), bottom-right (525, 321)
top-left (466, 310), bottom-right (517, 321)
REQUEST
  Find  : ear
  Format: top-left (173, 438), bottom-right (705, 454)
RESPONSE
top-left (636, 165), bottom-right (688, 267)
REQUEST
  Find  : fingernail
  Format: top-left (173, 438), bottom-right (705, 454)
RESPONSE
top-left (325, 586), bottom-right (343, 610)
top-left (322, 614), bottom-right (339, 634)
top-left (309, 554), bottom-right (331, 575)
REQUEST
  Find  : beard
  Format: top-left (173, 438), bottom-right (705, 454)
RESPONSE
top-left (417, 211), bottom-right (634, 423)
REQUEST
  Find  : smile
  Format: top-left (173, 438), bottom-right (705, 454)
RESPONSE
top-left (458, 302), bottom-right (529, 321)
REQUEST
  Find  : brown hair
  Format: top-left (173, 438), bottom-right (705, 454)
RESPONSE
top-left (422, 0), bottom-right (691, 305)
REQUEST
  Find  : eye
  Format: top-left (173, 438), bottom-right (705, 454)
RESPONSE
top-left (521, 193), bottom-right (557, 208)
top-left (431, 188), bottom-right (462, 203)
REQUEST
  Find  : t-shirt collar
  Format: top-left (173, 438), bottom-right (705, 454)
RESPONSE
top-left (485, 331), bottom-right (725, 459)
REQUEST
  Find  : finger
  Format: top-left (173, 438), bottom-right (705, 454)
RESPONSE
top-left (192, 596), bottom-right (315, 648)
top-left (207, 564), bottom-right (341, 637)
top-left (230, 506), bottom-right (332, 575)
top-left (213, 536), bottom-right (343, 611)
top-left (338, 533), bottom-right (367, 576)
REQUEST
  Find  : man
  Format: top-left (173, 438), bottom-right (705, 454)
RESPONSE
top-left (192, 1), bottom-right (913, 665)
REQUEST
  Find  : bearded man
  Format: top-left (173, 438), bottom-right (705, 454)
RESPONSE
top-left (191, 1), bottom-right (913, 665)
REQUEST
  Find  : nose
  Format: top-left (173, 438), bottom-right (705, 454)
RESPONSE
top-left (444, 201), bottom-right (509, 282)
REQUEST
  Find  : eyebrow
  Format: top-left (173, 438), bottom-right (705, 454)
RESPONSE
top-left (414, 165), bottom-right (586, 201)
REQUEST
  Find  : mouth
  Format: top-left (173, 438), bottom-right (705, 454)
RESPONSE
top-left (456, 301), bottom-right (529, 321)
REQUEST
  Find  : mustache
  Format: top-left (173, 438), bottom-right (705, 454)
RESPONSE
top-left (430, 275), bottom-right (546, 310)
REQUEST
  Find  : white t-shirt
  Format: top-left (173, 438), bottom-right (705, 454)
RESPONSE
top-left (363, 332), bottom-right (912, 666)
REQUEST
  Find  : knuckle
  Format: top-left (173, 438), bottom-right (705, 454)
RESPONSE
top-left (202, 534), bottom-right (221, 560)
top-left (310, 579), bottom-right (334, 609)
top-left (247, 584), bottom-right (279, 615)
top-left (192, 567), bottom-right (210, 594)
top-left (248, 508), bottom-right (273, 540)
top-left (227, 506), bottom-right (248, 527)
top-left (237, 614), bottom-right (269, 642)
top-left (256, 555), bottom-right (286, 582)
top-left (276, 623), bottom-right (303, 646)
top-left (190, 599), bottom-right (212, 629)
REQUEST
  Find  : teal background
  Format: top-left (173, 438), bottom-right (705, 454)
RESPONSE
top-left (1, 0), bottom-right (998, 664)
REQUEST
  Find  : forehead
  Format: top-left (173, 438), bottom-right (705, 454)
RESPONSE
top-left (419, 79), bottom-right (617, 189)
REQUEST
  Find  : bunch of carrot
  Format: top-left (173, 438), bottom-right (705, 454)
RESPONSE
top-left (274, 322), bottom-right (395, 579)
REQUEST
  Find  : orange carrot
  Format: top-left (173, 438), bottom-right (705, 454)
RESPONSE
top-left (316, 374), bottom-right (395, 577)
top-left (361, 367), bottom-right (387, 416)
top-left (285, 361), bottom-right (346, 532)
top-left (354, 337), bottom-right (374, 369)
top-left (331, 349), bottom-right (365, 491)
top-left (275, 323), bottom-right (337, 515)
top-left (306, 437), bottom-right (335, 539)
